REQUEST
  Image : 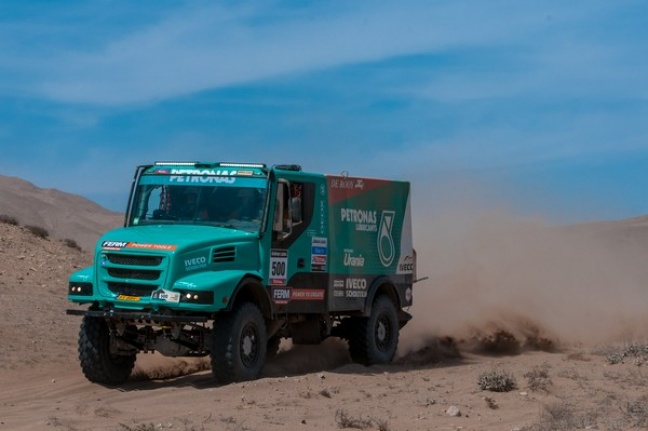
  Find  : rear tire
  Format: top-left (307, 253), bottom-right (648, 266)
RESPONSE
top-left (348, 295), bottom-right (399, 365)
top-left (78, 316), bottom-right (136, 385)
top-left (211, 303), bottom-right (267, 384)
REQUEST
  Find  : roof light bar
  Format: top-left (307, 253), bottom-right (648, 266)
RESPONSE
top-left (154, 162), bottom-right (199, 166)
top-left (219, 163), bottom-right (266, 168)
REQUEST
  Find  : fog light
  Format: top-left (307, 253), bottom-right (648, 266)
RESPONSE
top-left (68, 282), bottom-right (92, 296)
top-left (178, 290), bottom-right (213, 305)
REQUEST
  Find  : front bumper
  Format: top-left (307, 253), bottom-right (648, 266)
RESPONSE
top-left (66, 308), bottom-right (208, 323)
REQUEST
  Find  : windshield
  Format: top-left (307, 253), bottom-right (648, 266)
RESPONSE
top-left (128, 176), bottom-right (267, 232)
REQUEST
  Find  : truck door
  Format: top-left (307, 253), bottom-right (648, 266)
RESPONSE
top-left (268, 177), bottom-right (328, 313)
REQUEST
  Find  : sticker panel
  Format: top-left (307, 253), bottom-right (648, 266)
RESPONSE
top-left (311, 237), bottom-right (327, 272)
top-left (269, 249), bottom-right (288, 285)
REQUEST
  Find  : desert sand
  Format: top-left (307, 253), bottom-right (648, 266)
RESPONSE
top-left (2, 183), bottom-right (648, 430)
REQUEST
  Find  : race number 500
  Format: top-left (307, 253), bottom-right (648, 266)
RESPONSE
top-left (269, 249), bottom-right (288, 285)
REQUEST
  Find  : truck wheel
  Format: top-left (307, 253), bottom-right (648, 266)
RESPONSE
top-left (78, 316), bottom-right (136, 385)
top-left (348, 295), bottom-right (399, 366)
top-left (211, 303), bottom-right (267, 384)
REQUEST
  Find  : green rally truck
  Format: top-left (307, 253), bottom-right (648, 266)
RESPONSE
top-left (67, 162), bottom-right (416, 384)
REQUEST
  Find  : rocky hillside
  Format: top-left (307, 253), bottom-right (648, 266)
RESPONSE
top-left (0, 175), bottom-right (123, 251)
top-left (0, 221), bottom-right (91, 371)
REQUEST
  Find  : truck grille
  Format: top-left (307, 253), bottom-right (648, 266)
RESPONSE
top-left (212, 246), bottom-right (236, 263)
top-left (107, 282), bottom-right (158, 297)
top-left (107, 268), bottom-right (161, 280)
top-left (101, 252), bottom-right (168, 298)
top-left (105, 254), bottom-right (162, 266)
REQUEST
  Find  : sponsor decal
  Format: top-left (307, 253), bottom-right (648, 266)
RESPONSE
top-left (397, 254), bottom-right (415, 274)
top-left (291, 289), bottom-right (325, 301)
top-left (312, 237), bottom-right (327, 246)
top-left (269, 249), bottom-right (288, 285)
top-left (311, 237), bottom-right (327, 272)
top-left (319, 201), bottom-right (326, 234)
top-left (117, 295), bottom-right (141, 301)
top-left (333, 290), bottom-right (344, 297)
top-left (344, 277), bottom-right (368, 298)
top-left (101, 241), bottom-right (128, 250)
top-left (185, 256), bottom-right (207, 272)
top-left (341, 208), bottom-right (377, 223)
top-left (333, 279), bottom-right (345, 289)
top-left (102, 241), bottom-right (177, 251)
top-left (345, 278), bottom-right (367, 289)
top-left (326, 176), bottom-right (391, 205)
top-left (127, 243), bottom-right (177, 251)
top-left (340, 208), bottom-right (378, 232)
top-left (329, 177), bottom-right (365, 190)
top-left (343, 249), bottom-right (365, 267)
top-left (312, 246), bottom-right (327, 255)
top-left (168, 168), bottom-right (237, 184)
top-left (171, 168), bottom-right (236, 176)
top-left (377, 211), bottom-right (396, 267)
top-left (272, 287), bottom-right (291, 304)
top-left (151, 289), bottom-right (180, 304)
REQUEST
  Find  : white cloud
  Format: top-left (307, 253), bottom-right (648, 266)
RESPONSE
top-left (33, 1), bottom-right (608, 105)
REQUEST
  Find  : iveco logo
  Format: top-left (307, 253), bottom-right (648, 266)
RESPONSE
top-left (185, 257), bottom-right (206, 266)
top-left (184, 256), bottom-right (207, 272)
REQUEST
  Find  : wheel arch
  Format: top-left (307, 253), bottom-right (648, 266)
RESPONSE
top-left (362, 276), bottom-right (400, 318)
top-left (227, 275), bottom-right (273, 319)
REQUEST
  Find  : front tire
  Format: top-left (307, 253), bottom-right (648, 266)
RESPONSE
top-left (78, 316), bottom-right (136, 385)
top-left (348, 295), bottom-right (399, 365)
top-left (211, 303), bottom-right (267, 384)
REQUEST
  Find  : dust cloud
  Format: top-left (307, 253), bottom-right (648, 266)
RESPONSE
top-left (125, 180), bottom-right (648, 380)
top-left (399, 182), bottom-right (648, 356)
top-left (132, 354), bottom-right (210, 381)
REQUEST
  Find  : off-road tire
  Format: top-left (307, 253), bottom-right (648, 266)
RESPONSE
top-left (211, 303), bottom-right (267, 384)
top-left (348, 295), bottom-right (399, 365)
top-left (78, 316), bottom-right (136, 385)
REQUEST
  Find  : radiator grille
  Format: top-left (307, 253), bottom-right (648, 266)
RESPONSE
top-left (105, 254), bottom-right (163, 266)
top-left (107, 268), bottom-right (161, 280)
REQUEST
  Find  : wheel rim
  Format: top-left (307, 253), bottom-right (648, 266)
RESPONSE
top-left (240, 322), bottom-right (259, 367)
top-left (375, 312), bottom-right (393, 351)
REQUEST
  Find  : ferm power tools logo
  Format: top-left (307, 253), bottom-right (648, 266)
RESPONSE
top-left (377, 210), bottom-right (395, 267)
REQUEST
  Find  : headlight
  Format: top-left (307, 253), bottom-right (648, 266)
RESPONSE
top-left (68, 282), bottom-right (93, 296)
top-left (179, 290), bottom-right (214, 305)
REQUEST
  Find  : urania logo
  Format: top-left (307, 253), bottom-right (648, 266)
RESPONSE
top-left (377, 211), bottom-right (395, 267)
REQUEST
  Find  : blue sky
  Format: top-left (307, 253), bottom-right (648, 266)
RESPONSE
top-left (1, 0), bottom-right (647, 222)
